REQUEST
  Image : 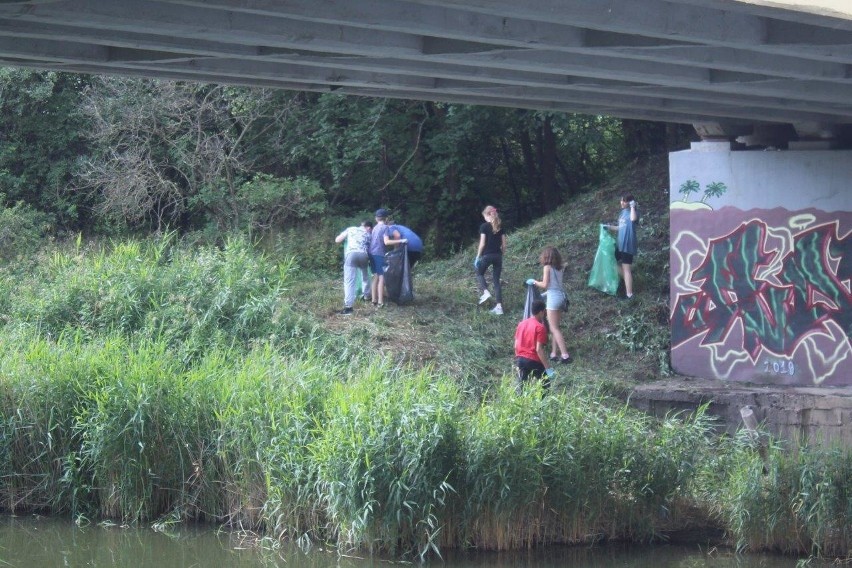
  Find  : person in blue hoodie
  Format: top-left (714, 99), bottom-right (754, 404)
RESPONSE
top-left (387, 221), bottom-right (423, 268)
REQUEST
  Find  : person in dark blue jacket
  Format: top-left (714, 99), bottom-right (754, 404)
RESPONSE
top-left (387, 222), bottom-right (423, 268)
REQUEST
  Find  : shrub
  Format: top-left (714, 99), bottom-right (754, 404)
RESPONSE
top-left (0, 196), bottom-right (51, 261)
top-left (236, 174), bottom-right (326, 233)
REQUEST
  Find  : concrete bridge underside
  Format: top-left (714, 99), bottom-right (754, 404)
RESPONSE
top-left (1, 0), bottom-right (852, 145)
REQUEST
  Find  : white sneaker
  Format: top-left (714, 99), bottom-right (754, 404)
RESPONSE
top-left (490, 305), bottom-right (503, 315)
top-left (478, 290), bottom-right (492, 304)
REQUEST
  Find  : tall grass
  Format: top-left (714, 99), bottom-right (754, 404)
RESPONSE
top-left (459, 383), bottom-right (716, 549)
top-left (312, 365), bottom-right (461, 558)
top-left (3, 234), bottom-right (852, 560)
top-left (0, 321), bottom-right (720, 556)
top-left (6, 235), bottom-right (307, 361)
top-left (0, 330), bottom-right (87, 514)
top-left (706, 432), bottom-right (852, 558)
top-left (0, 329), bottom-right (224, 521)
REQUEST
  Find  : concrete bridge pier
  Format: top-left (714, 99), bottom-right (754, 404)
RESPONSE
top-left (639, 138), bottom-right (852, 445)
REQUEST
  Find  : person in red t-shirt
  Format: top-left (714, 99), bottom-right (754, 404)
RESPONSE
top-left (514, 299), bottom-right (555, 389)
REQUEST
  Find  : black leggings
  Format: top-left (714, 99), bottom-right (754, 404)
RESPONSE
top-left (476, 253), bottom-right (503, 303)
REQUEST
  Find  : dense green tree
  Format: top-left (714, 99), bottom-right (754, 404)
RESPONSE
top-left (76, 78), bottom-right (321, 234)
top-left (270, 98), bottom-right (627, 252)
top-left (0, 69), bottom-right (91, 229)
top-left (0, 69), bottom-right (663, 255)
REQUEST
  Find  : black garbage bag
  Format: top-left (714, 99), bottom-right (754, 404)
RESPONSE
top-left (523, 282), bottom-right (544, 320)
top-left (384, 245), bottom-right (414, 305)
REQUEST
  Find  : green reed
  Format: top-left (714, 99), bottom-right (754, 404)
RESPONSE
top-left (709, 432), bottom-right (852, 558)
top-left (3, 235), bottom-right (852, 558)
top-left (458, 382), bottom-right (716, 549)
top-left (2, 329), bottom-right (848, 558)
top-left (0, 330), bottom-right (87, 514)
top-left (311, 364), bottom-right (462, 558)
top-left (6, 235), bottom-right (303, 361)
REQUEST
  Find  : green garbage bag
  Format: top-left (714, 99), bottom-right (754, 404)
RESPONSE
top-left (588, 224), bottom-right (619, 295)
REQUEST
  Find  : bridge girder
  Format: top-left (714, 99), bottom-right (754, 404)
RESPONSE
top-left (1, 0), bottom-right (851, 142)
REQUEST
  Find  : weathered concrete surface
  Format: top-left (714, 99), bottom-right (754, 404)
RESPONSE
top-left (1, 0), bottom-right (852, 130)
top-left (630, 377), bottom-right (852, 446)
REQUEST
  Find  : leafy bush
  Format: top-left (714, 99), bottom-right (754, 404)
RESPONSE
top-left (0, 196), bottom-right (51, 261)
top-left (236, 174), bottom-right (326, 233)
top-left (269, 216), bottom-right (352, 272)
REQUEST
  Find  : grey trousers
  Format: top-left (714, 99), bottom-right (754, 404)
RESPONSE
top-left (343, 251), bottom-right (370, 307)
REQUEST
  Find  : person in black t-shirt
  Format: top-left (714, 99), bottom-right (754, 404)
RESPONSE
top-left (474, 205), bottom-right (506, 315)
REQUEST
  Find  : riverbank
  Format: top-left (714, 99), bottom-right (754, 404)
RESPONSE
top-left (2, 151), bottom-right (852, 560)
top-left (1, 514), bottom-right (817, 568)
top-left (0, 324), bottom-right (719, 557)
top-left (0, 235), bottom-right (851, 561)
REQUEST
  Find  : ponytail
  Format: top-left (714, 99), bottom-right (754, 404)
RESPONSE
top-left (482, 205), bottom-right (501, 233)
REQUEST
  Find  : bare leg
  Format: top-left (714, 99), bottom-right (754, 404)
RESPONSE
top-left (623, 264), bottom-right (634, 297)
top-left (377, 275), bottom-right (385, 305)
top-left (546, 309), bottom-right (569, 357)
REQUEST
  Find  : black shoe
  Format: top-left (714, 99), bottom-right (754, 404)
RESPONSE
top-left (339, 307), bottom-right (353, 315)
top-left (549, 354), bottom-right (559, 362)
top-left (560, 355), bottom-right (573, 364)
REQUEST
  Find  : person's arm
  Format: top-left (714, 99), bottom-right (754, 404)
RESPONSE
top-left (384, 229), bottom-right (406, 246)
top-left (530, 266), bottom-right (549, 290)
top-left (536, 340), bottom-right (549, 368)
top-left (477, 233), bottom-right (487, 257)
top-left (334, 230), bottom-right (347, 244)
top-left (629, 201), bottom-right (638, 222)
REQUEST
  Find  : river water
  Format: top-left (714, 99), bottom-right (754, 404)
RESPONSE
top-left (0, 515), bottom-right (822, 567)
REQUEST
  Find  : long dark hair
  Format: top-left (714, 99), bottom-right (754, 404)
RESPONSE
top-left (539, 246), bottom-right (563, 270)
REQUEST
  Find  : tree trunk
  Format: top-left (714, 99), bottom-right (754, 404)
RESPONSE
top-left (539, 115), bottom-right (558, 211)
top-left (518, 127), bottom-right (539, 218)
top-left (555, 155), bottom-right (578, 196)
top-left (500, 136), bottom-right (523, 228)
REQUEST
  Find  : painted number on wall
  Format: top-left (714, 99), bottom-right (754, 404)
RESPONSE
top-left (763, 359), bottom-right (795, 376)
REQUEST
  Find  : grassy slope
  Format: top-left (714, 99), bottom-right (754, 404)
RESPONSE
top-left (291, 154), bottom-right (673, 396)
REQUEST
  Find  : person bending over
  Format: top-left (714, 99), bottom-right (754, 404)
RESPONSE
top-left (514, 299), bottom-right (555, 390)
